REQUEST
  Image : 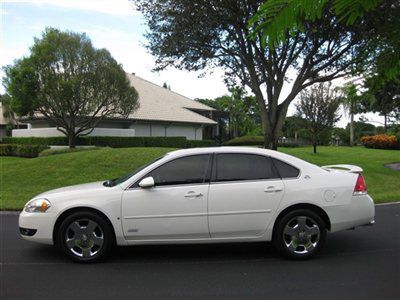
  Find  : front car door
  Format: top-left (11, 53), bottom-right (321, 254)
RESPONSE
top-left (208, 153), bottom-right (285, 238)
top-left (122, 154), bottom-right (211, 240)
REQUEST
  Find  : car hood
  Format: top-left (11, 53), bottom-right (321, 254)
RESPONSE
top-left (36, 181), bottom-right (110, 198)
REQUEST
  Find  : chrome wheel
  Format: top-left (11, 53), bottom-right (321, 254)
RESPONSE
top-left (65, 219), bottom-right (104, 258)
top-left (283, 216), bottom-right (320, 254)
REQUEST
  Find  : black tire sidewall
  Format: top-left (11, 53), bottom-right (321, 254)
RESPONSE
top-left (273, 209), bottom-right (326, 260)
top-left (57, 211), bottom-right (114, 263)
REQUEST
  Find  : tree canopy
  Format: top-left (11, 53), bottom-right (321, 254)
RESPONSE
top-left (362, 74), bottom-right (400, 129)
top-left (134, 0), bottom-right (371, 149)
top-left (249, 0), bottom-right (400, 79)
top-left (296, 83), bottom-right (341, 153)
top-left (3, 28), bottom-right (139, 147)
top-left (197, 86), bottom-right (261, 138)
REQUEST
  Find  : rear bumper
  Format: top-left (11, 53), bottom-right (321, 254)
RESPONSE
top-left (19, 211), bottom-right (55, 245)
top-left (326, 194), bottom-right (375, 232)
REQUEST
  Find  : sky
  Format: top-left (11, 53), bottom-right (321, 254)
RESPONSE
top-left (0, 0), bottom-right (383, 128)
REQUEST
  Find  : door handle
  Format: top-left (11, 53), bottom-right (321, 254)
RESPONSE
top-left (184, 191), bottom-right (203, 198)
top-left (264, 186), bottom-right (283, 193)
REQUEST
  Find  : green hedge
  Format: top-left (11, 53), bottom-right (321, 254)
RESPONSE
top-left (223, 136), bottom-right (264, 146)
top-left (1, 136), bottom-right (217, 149)
top-left (0, 144), bottom-right (49, 158)
top-left (186, 139), bottom-right (218, 148)
top-left (2, 137), bottom-right (71, 146)
top-left (222, 136), bottom-right (299, 147)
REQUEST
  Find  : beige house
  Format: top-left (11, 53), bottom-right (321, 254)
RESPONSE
top-left (12, 74), bottom-right (218, 140)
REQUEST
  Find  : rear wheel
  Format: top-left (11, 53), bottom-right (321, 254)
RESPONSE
top-left (273, 209), bottom-right (326, 259)
top-left (56, 211), bottom-right (114, 263)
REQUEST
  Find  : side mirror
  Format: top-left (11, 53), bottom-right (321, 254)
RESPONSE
top-left (138, 176), bottom-right (155, 188)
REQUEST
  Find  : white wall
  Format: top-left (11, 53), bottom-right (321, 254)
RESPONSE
top-left (12, 127), bottom-right (135, 137)
top-left (13, 123), bottom-right (205, 140)
top-left (129, 123), bottom-right (203, 140)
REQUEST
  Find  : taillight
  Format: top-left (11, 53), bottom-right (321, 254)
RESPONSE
top-left (354, 174), bottom-right (367, 195)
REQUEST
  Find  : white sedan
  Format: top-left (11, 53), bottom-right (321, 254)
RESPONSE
top-left (19, 147), bottom-right (375, 262)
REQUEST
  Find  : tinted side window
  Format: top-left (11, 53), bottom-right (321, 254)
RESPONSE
top-left (146, 155), bottom-right (210, 186)
top-left (272, 158), bottom-right (300, 178)
top-left (215, 154), bottom-right (279, 182)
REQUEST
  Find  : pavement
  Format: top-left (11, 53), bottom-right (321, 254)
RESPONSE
top-left (1, 203), bottom-right (399, 300)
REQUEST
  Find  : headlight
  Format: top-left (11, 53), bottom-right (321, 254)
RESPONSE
top-left (24, 198), bottom-right (51, 213)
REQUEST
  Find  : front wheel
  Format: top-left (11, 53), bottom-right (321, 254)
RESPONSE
top-left (273, 209), bottom-right (326, 260)
top-left (56, 211), bottom-right (114, 263)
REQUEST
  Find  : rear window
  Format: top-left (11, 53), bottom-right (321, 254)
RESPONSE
top-left (272, 158), bottom-right (300, 178)
top-left (215, 154), bottom-right (280, 182)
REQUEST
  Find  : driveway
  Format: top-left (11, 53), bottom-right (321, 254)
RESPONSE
top-left (1, 203), bottom-right (399, 299)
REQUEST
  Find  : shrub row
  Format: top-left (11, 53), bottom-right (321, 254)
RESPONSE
top-left (222, 136), bottom-right (299, 147)
top-left (1, 136), bottom-right (217, 148)
top-left (186, 139), bottom-right (218, 148)
top-left (0, 144), bottom-right (49, 158)
top-left (360, 134), bottom-right (399, 150)
top-left (223, 136), bottom-right (264, 146)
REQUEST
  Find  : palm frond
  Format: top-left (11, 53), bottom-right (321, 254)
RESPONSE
top-left (249, 0), bottom-right (381, 47)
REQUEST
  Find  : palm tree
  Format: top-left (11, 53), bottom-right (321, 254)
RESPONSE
top-left (340, 83), bottom-right (361, 147)
top-left (1, 94), bottom-right (18, 127)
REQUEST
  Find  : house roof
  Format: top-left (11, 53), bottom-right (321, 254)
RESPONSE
top-left (19, 74), bottom-right (217, 126)
top-left (126, 74), bottom-right (217, 125)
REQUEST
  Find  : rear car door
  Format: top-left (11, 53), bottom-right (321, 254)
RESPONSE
top-left (121, 154), bottom-right (211, 240)
top-left (208, 153), bottom-right (284, 238)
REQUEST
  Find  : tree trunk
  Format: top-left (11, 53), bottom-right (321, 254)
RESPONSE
top-left (68, 133), bottom-right (76, 149)
top-left (260, 104), bottom-right (287, 151)
top-left (349, 113), bottom-right (354, 147)
top-left (312, 135), bottom-right (317, 154)
top-left (384, 113), bottom-right (387, 132)
top-left (263, 126), bottom-right (279, 150)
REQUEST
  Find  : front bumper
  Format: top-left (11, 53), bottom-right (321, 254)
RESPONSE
top-left (326, 194), bottom-right (375, 232)
top-left (19, 211), bottom-right (56, 245)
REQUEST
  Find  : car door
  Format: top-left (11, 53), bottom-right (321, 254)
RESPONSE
top-left (208, 153), bottom-right (284, 238)
top-left (121, 154), bottom-right (211, 240)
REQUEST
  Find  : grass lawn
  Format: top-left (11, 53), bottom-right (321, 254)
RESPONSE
top-left (1, 146), bottom-right (399, 210)
top-left (0, 147), bottom-right (174, 210)
top-left (280, 146), bottom-right (400, 203)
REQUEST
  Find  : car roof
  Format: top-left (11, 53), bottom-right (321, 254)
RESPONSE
top-left (166, 147), bottom-right (322, 173)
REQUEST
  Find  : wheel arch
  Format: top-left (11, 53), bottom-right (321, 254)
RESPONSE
top-left (52, 206), bottom-right (117, 245)
top-left (273, 203), bottom-right (331, 234)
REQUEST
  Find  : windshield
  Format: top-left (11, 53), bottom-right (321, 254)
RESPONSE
top-left (104, 155), bottom-right (165, 187)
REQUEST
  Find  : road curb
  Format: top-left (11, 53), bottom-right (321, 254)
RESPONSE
top-left (375, 201), bottom-right (400, 206)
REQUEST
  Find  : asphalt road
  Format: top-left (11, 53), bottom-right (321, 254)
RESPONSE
top-left (1, 204), bottom-right (399, 300)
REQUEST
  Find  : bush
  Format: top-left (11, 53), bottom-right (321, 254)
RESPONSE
top-left (2, 136), bottom-right (188, 148)
top-left (0, 144), bottom-right (49, 158)
top-left (2, 137), bottom-right (70, 146)
top-left (360, 134), bottom-right (399, 150)
top-left (186, 139), bottom-right (218, 148)
top-left (2, 136), bottom-right (222, 149)
top-left (222, 136), bottom-right (299, 147)
top-left (223, 136), bottom-right (264, 146)
top-left (0, 144), bottom-right (14, 156)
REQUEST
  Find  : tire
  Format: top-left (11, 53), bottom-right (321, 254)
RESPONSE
top-left (56, 211), bottom-right (114, 263)
top-left (272, 209), bottom-right (326, 260)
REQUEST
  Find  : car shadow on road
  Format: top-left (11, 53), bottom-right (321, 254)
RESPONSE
top-left (109, 242), bottom-right (276, 263)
